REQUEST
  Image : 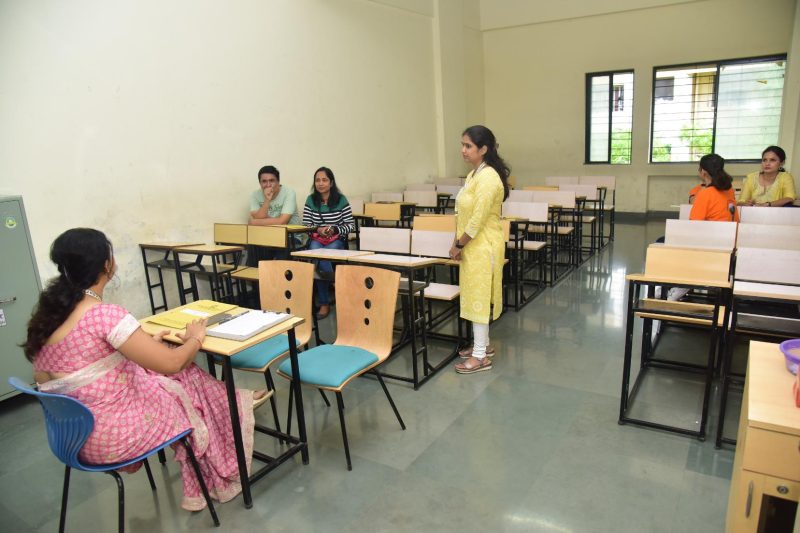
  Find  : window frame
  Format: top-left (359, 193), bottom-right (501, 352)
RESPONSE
top-left (584, 69), bottom-right (635, 165)
top-left (648, 53), bottom-right (787, 164)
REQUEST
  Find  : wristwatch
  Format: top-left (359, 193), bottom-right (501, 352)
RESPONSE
top-left (455, 243), bottom-right (464, 249)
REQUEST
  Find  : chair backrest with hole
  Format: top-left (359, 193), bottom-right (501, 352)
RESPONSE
top-left (334, 265), bottom-right (400, 360)
top-left (359, 227), bottom-right (411, 254)
top-left (259, 260), bottom-right (313, 345)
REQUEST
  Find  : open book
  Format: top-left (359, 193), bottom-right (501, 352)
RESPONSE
top-left (205, 310), bottom-right (292, 341)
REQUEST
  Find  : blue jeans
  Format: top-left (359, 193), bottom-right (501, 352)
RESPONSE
top-left (308, 238), bottom-right (345, 305)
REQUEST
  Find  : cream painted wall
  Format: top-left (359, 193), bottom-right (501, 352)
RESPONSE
top-left (483, 0), bottom-right (797, 212)
top-left (0, 0), bottom-right (438, 316)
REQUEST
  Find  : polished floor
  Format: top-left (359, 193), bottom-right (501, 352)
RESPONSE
top-left (0, 220), bottom-right (738, 533)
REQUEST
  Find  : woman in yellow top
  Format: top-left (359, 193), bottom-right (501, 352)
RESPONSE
top-left (738, 145), bottom-right (796, 207)
top-left (449, 125), bottom-right (509, 374)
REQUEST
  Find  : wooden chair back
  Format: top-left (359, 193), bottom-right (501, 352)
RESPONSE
top-left (403, 190), bottom-right (438, 207)
top-left (736, 223), bottom-right (800, 251)
top-left (579, 175), bottom-right (616, 190)
top-left (258, 260), bottom-right (313, 345)
top-left (531, 190), bottom-right (576, 208)
top-left (644, 245), bottom-right (731, 284)
top-left (371, 192), bottom-right (403, 203)
top-left (411, 230), bottom-right (454, 258)
top-left (413, 214), bottom-right (456, 231)
top-left (364, 202), bottom-right (402, 222)
top-left (214, 223), bottom-right (248, 245)
top-left (678, 204), bottom-right (692, 220)
top-left (664, 220), bottom-right (738, 251)
top-left (502, 201), bottom-right (549, 222)
top-left (349, 197), bottom-right (365, 216)
top-left (523, 186), bottom-right (559, 191)
top-left (559, 184), bottom-right (599, 200)
top-left (247, 225), bottom-right (287, 247)
top-left (406, 183), bottom-right (436, 191)
top-left (334, 265), bottom-right (400, 360)
top-left (544, 176), bottom-right (580, 186)
top-left (735, 247), bottom-right (800, 285)
top-left (740, 206), bottom-right (800, 226)
top-left (359, 227), bottom-right (411, 254)
top-left (508, 190), bottom-right (534, 202)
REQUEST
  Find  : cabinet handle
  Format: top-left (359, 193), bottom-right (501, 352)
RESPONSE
top-left (0, 296), bottom-right (16, 304)
top-left (777, 485), bottom-right (789, 495)
top-left (745, 481), bottom-right (753, 518)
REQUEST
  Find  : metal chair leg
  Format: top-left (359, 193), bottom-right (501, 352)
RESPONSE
top-left (142, 458), bottom-right (157, 491)
top-left (319, 389), bottom-right (331, 406)
top-left (335, 392), bottom-right (352, 471)
top-left (286, 384), bottom-right (294, 437)
top-left (157, 449), bottom-right (167, 465)
top-left (374, 370), bottom-right (405, 430)
top-left (181, 438), bottom-right (220, 527)
top-left (107, 470), bottom-right (125, 533)
top-left (264, 370), bottom-right (283, 439)
top-left (59, 465), bottom-right (71, 533)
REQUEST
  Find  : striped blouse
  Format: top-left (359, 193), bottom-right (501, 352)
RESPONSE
top-left (302, 194), bottom-right (355, 239)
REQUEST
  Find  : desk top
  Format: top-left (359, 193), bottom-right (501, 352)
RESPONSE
top-left (734, 281), bottom-right (800, 302)
top-left (174, 244), bottom-right (245, 254)
top-left (139, 242), bottom-right (204, 250)
top-left (351, 253), bottom-right (441, 267)
top-left (748, 341), bottom-right (800, 436)
top-left (291, 249), bottom-right (374, 260)
top-left (270, 224), bottom-right (312, 233)
top-left (140, 304), bottom-right (305, 357)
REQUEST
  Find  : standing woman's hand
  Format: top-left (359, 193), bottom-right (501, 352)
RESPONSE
top-left (449, 244), bottom-right (462, 260)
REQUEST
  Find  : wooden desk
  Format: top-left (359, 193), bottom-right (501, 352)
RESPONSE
top-left (290, 249), bottom-right (374, 260)
top-left (727, 341), bottom-right (800, 532)
top-left (138, 242), bottom-right (203, 314)
top-left (172, 244), bottom-right (244, 305)
top-left (140, 305), bottom-right (309, 509)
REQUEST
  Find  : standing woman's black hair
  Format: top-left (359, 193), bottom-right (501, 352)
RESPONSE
top-left (22, 228), bottom-right (113, 361)
top-left (310, 166), bottom-right (343, 208)
top-left (762, 145), bottom-right (787, 172)
top-left (699, 153), bottom-right (733, 191)
top-left (462, 125), bottom-right (511, 200)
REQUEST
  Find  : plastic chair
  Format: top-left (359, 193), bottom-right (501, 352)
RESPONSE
top-left (277, 265), bottom-right (406, 470)
top-left (8, 377), bottom-right (220, 533)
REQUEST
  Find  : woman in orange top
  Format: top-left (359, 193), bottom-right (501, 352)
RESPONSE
top-left (690, 153), bottom-right (739, 222)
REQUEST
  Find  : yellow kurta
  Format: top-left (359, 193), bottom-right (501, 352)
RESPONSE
top-left (456, 165), bottom-right (505, 324)
top-left (739, 171), bottom-right (797, 204)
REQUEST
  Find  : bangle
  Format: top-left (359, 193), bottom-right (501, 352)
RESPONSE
top-left (187, 336), bottom-right (202, 348)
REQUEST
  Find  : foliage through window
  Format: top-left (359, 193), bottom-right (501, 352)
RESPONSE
top-left (650, 55), bottom-right (786, 163)
top-left (586, 70), bottom-right (634, 164)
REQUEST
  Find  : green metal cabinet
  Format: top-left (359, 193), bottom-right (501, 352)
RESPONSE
top-left (0, 196), bottom-right (41, 399)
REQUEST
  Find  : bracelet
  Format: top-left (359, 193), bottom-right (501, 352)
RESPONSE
top-left (187, 336), bottom-right (203, 348)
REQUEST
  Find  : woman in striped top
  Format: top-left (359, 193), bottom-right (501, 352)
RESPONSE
top-left (303, 166), bottom-right (355, 319)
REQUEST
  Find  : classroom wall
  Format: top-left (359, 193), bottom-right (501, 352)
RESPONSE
top-left (482, 0), bottom-right (798, 213)
top-left (0, 0), bottom-right (442, 316)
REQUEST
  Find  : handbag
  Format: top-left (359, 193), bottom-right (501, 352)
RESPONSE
top-left (311, 231), bottom-right (339, 246)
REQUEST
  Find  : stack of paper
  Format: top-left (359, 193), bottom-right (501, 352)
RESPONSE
top-left (147, 300), bottom-right (237, 329)
top-left (206, 310), bottom-right (292, 341)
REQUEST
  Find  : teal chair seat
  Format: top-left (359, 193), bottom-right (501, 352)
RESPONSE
top-left (224, 334), bottom-right (301, 370)
top-left (278, 345), bottom-right (378, 389)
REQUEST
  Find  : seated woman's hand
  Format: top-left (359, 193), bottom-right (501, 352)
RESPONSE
top-left (177, 318), bottom-right (207, 347)
top-left (152, 329), bottom-right (171, 344)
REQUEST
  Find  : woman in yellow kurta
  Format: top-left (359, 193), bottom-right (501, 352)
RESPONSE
top-left (450, 125), bottom-right (509, 374)
top-left (738, 145), bottom-right (796, 207)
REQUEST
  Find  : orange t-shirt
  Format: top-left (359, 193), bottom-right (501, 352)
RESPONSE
top-left (688, 184), bottom-right (705, 201)
top-left (689, 186), bottom-right (739, 222)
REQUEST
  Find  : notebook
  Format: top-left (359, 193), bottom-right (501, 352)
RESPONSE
top-left (205, 310), bottom-right (292, 341)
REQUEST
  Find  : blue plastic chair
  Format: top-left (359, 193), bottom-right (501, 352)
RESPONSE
top-left (8, 377), bottom-right (220, 532)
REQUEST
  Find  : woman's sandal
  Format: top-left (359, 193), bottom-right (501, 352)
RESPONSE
top-left (458, 344), bottom-right (496, 359)
top-left (253, 389), bottom-right (273, 410)
top-left (455, 356), bottom-right (492, 374)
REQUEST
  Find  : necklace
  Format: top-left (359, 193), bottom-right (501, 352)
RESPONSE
top-left (84, 289), bottom-right (102, 302)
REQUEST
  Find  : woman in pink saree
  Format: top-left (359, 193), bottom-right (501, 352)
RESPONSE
top-left (23, 228), bottom-right (261, 511)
